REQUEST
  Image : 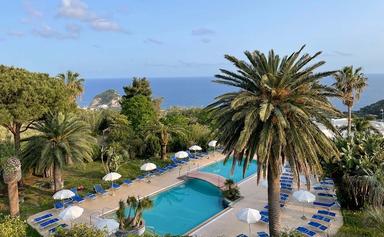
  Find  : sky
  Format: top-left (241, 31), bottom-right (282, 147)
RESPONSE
top-left (1, 0), bottom-right (384, 78)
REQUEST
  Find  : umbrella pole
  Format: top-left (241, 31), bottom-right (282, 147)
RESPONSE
top-left (301, 205), bottom-right (306, 220)
top-left (249, 224), bottom-right (251, 236)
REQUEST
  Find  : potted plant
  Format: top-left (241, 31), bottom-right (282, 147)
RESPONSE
top-left (222, 179), bottom-right (241, 205)
top-left (115, 196), bottom-right (153, 237)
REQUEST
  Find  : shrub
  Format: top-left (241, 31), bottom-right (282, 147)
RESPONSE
top-left (54, 224), bottom-right (107, 237)
top-left (222, 179), bottom-right (241, 201)
top-left (0, 215), bottom-right (27, 237)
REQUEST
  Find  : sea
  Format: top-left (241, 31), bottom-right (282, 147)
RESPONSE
top-left (79, 74), bottom-right (384, 111)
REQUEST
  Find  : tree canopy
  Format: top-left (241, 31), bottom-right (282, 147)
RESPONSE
top-left (122, 77), bottom-right (152, 100)
top-left (0, 65), bottom-right (72, 152)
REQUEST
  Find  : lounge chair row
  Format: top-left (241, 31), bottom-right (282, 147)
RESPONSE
top-left (295, 210), bottom-right (337, 236)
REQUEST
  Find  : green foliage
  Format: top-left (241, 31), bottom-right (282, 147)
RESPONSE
top-left (0, 141), bottom-right (15, 166)
top-left (57, 70), bottom-right (85, 101)
top-left (206, 46), bottom-right (340, 235)
top-left (357, 99), bottom-right (384, 117)
top-left (55, 223), bottom-right (107, 237)
top-left (0, 215), bottom-right (27, 237)
top-left (335, 209), bottom-right (382, 237)
top-left (0, 65), bottom-right (74, 151)
top-left (118, 196), bottom-right (154, 230)
top-left (222, 179), bottom-right (241, 201)
top-left (121, 95), bottom-right (157, 132)
top-left (122, 77), bottom-right (152, 100)
top-left (323, 131), bottom-right (384, 209)
top-left (21, 112), bottom-right (96, 191)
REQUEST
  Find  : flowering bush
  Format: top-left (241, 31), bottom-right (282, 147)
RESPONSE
top-left (0, 215), bottom-right (27, 237)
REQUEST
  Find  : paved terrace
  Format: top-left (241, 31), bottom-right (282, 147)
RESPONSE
top-left (190, 175), bottom-right (343, 237)
top-left (27, 152), bottom-right (224, 237)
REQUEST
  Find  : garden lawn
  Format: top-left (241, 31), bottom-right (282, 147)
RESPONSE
top-left (335, 209), bottom-right (383, 237)
top-left (0, 158), bottom-right (170, 219)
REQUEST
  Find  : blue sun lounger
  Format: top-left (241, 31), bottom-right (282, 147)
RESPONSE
top-left (296, 226), bottom-right (317, 237)
top-left (314, 186), bottom-right (330, 191)
top-left (48, 223), bottom-right (68, 234)
top-left (320, 181), bottom-right (334, 185)
top-left (33, 213), bottom-right (53, 223)
top-left (312, 214), bottom-right (331, 223)
top-left (123, 179), bottom-right (133, 185)
top-left (54, 201), bottom-right (64, 209)
top-left (308, 221), bottom-right (328, 232)
top-left (318, 193), bottom-right (336, 198)
top-left (260, 215), bottom-right (269, 224)
top-left (94, 184), bottom-right (108, 195)
top-left (280, 176), bottom-right (293, 180)
top-left (111, 183), bottom-right (121, 189)
top-left (260, 210), bottom-right (269, 216)
top-left (317, 210), bottom-right (336, 217)
top-left (40, 218), bottom-right (59, 229)
top-left (85, 193), bottom-right (96, 200)
top-left (236, 234), bottom-right (248, 237)
top-left (257, 231), bottom-right (269, 237)
top-left (280, 193), bottom-right (289, 198)
top-left (314, 201), bottom-right (336, 208)
top-left (70, 188), bottom-right (85, 203)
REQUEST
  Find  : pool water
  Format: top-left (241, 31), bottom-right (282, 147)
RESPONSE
top-left (200, 158), bottom-right (257, 182)
top-left (121, 158), bottom-right (257, 235)
top-left (136, 179), bottom-right (224, 235)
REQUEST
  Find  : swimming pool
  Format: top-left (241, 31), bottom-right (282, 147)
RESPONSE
top-left (120, 158), bottom-right (257, 235)
top-left (200, 158), bottom-right (257, 182)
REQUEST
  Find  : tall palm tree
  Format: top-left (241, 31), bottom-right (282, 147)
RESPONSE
top-left (144, 121), bottom-right (186, 160)
top-left (206, 46), bottom-right (340, 236)
top-left (333, 66), bottom-right (367, 137)
top-left (57, 70), bottom-right (85, 101)
top-left (2, 156), bottom-right (21, 217)
top-left (21, 113), bottom-right (96, 192)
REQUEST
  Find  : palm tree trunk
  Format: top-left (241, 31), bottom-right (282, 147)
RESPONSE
top-left (160, 144), bottom-right (167, 160)
top-left (347, 105), bottom-right (352, 137)
top-left (7, 181), bottom-right (19, 217)
top-left (53, 163), bottom-right (63, 192)
top-left (267, 161), bottom-right (281, 237)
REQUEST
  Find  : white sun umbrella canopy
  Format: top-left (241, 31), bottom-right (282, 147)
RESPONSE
top-left (189, 145), bottom-right (202, 151)
top-left (53, 189), bottom-right (75, 200)
top-left (103, 172), bottom-right (122, 181)
top-left (236, 208), bottom-right (261, 236)
top-left (175, 151), bottom-right (189, 159)
top-left (293, 190), bottom-right (316, 219)
top-left (208, 140), bottom-right (217, 147)
top-left (59, 206), bottom-right (84, 221)
top-left (94, 218), bottom-right (119, 235)
top-left (140, 163), bottom-right (157, 171)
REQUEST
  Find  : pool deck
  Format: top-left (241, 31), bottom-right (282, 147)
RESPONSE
top-left (190, 174), bottom-right (343, 237)
top-left (28, 152), bottom-right (343, 237)
top-left (27, 152), bottom-right (224, 237)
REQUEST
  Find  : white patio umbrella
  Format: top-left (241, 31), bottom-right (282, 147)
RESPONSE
top-left (103, 172), bottom-right (121, 196)
top-left (236, 208), bottom-right (261, 236)
top-left (208, 140), bottom-right (218, 153)
top-left (189, 145), bottom-right (202, 157)
top-left (175, 151), bottom-right (189, 159)
top-left (59, 206), bottom-right (83, 225)
top-left (53, 189), bottom-right (75, 200)
top-left (93, 218), bottom-right (119, 235)
top-left (293, 190), bottom-right (316, 219)
top-left (189, 145), bottom-right (202, 151)
top-left (208, 140), bottom-right (217, 147)
top-left (53, 189), bottom-right (75, 206)
top-left (140, 163), bottom-right (157, 171)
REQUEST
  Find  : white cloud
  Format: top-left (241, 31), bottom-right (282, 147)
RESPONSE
top-left (58, 0), bottom-right (89, 20)
top-left (32, 24), bottom-right (81, 39)
top-left (24, 1), bottom-right (43, 18)
top-left (90, 18), bottom-right (122, 32)
top-left (57, 0), bottom-right (125, 33)
top-left (201, 38), bottom-right (211, 43)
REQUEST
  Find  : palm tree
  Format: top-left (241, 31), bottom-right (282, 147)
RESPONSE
top-left (2, 156), bottom-right (21, 216)
top-left (333, 66), bottom-right (367, 137)
top-left (206, 46), bottom-right (340, 236)
top-left (57, 70), bottom-right (85, 101)
top-left (21, 113), bottom-right (96, 192)
top-left (144, 121), bottom-right (186, 160)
